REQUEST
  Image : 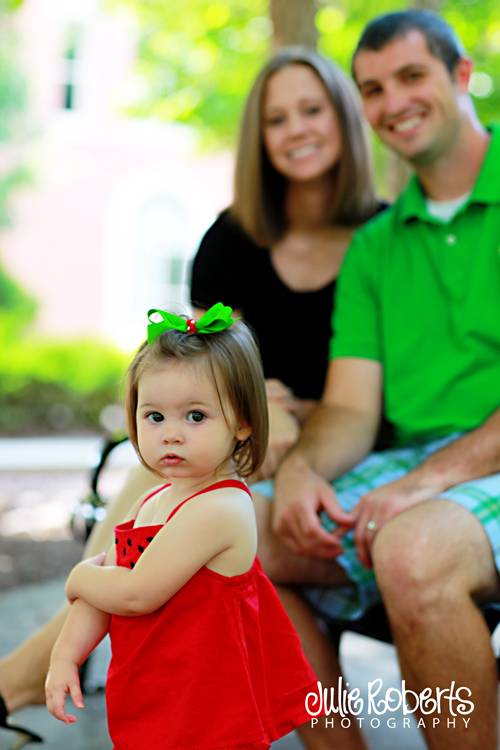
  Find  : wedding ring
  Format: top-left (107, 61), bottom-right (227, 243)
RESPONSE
top-left (366, 520), bottom-right (377, 532)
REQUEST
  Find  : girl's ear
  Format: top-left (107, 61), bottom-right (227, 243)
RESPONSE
top-left (236, 423), bottom-right (252, 442)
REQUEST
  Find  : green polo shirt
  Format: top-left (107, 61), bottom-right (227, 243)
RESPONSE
top-left (331, 123), bottom-right (500, 445)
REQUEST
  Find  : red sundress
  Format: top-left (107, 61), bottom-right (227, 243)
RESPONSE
top-left (106, 479), bottom-right (320, 750)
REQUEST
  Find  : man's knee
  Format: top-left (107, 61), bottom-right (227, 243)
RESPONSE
top-left (372, 526), bottom-right (444, 621)
top-left (371, 500), bottom-right (497, 622)
top-left (372, 505), bottom-right (466, 618)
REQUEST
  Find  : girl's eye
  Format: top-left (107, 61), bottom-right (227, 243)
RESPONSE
top-left (146, 412), bottom-right (164, 424)
top-left (187, 410), bottom-right (205, 424)
top-left (305, 105), bottom-right (321, 116)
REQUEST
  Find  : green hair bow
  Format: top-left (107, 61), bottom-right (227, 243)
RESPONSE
top-left (147, 302), bottom-right (236, 344)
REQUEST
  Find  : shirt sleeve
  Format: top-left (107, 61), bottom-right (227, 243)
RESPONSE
top-left (329, 228), bottom-right (382, 362)
top-left (190, 211), bottom-right (245, 311)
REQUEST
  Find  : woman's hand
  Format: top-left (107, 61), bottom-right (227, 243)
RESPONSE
top-left (45, 658), bottom-right (84, 724)
top-left (256, 401), bottom-right (300, 480)
top-left (265, 378), bottom-right (296, 411)
top-left (265, 378), bottom-right (317, 424)
top-left (65, 552), bottom-right (107, 603)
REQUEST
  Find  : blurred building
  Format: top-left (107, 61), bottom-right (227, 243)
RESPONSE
top-left (3, 0), bottom-right (232, 349)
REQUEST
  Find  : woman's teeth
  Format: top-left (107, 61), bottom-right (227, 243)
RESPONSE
top-left (288, 144), bottom-right (317, 159)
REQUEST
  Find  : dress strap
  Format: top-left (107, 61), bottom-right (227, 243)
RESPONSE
top-left (135, 483), bottom-right (171, 518)
top-left (166, 479), bottom-right (251, 523)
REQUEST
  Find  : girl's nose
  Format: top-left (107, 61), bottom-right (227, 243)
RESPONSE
top-left (161, 422), bottom-right (183, 443)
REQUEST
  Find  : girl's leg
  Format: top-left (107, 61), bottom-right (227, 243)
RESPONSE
top-left (0, 464), bottom-right (157, 712)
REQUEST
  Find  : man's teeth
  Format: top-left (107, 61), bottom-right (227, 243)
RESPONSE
top-left (393, 116), bottom-right (423, 133)
top-left (289, 144), bottom-right (317, 158)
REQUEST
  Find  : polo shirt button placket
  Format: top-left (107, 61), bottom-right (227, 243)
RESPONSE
top-left (446, 233), bottom-right (457, 246)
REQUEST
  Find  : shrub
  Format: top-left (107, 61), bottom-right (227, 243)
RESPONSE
top-left (0, 337), bottom-right (128, 435)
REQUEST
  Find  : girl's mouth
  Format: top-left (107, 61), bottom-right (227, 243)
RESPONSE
top-left (161, 454), bottom-right (184, 466)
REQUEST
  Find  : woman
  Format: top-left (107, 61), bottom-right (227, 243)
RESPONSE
top-left (0, 47), bottom-right (382, 748)
top-left (191, 46), bottom-right (382, 477)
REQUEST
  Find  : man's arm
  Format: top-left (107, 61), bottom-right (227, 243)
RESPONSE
top-left (293, 358), bottom-right (382, 476)
top-left (412, 407), bottom-right (500, 488)
top-left (273, 357), bottom-right (383, 557)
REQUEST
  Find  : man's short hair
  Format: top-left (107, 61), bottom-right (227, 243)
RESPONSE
top-left (352, 10), bottom-right (465, 78)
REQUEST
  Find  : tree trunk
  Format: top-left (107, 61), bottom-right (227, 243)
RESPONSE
top-left (269, 0), bottom-right (317, 50)
top-left (412, 0), bottom-right (443, 9)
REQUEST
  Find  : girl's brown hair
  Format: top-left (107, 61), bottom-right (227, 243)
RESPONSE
top-left (232, 46), bottom-right (378, 246)
top-left (125, 321), bottom-right (268, 478)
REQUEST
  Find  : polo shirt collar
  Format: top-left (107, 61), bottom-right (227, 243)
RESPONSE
top-left (471, 123), bottom-right (500, 203)
top-left (397, 123), bottom-right (500, 224)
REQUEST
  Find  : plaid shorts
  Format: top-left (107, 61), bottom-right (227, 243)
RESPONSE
top-left (253, 434), bottom-right (500, 621)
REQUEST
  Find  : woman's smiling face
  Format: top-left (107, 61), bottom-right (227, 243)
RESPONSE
top-left (262, 63), bottom-right (342, 184)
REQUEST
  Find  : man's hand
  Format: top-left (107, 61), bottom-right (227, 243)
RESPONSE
top-left (65, 552), bottom-right (107, 603)
top-left (256, 401), bottom-right (300, 480)
top-left (273, 454), bottom-right (355, 558)
top-left (45, 658), bottom-right (84, 724)
top-left (354, 472), bottom-right (440, 568)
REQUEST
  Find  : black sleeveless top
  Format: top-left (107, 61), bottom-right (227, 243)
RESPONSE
top-left (190, 211), bottom-right (335, 400)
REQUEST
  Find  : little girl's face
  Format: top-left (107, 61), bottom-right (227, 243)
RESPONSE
top-left (136, 360), bottom-right (250, 482)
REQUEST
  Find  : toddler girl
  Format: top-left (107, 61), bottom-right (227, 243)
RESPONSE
top-left (45, 303), bottom-right (320, 749)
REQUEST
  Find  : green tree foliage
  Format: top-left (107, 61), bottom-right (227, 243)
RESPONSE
top-left (0, 0), bottom-right (23, 12)
top-left (0, 6), bottom-right (30, 226)
top-left (0, 5), bottom-right (134, 436)
top-left (0, 338), bottom-right (128, 435)
top-left (0, 265), bottom-right (36, 341)
top-left (113, 0), bottom-right (271, 145)
top-left (113, 0), bottom-right (500, 145)
top-left (0, 4), bottom-right (35, 335)
top-left (317, 0), bottom-right (500, 127)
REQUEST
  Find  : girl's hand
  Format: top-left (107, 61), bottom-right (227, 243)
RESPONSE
top-left (45, 658), bottom-right (84, 724)
top-left (81, 551), bottom-right (108, 567)
top-left (66, 552), bottom-right (107, 603)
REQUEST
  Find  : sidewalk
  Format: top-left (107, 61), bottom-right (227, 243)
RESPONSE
top-left (0, 436), bottom-right (133, 472)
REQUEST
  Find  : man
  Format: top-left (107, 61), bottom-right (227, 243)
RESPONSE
top-left (256, 11), bottom-right (500, 750)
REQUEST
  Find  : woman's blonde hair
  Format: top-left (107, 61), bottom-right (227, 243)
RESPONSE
top-left (125, 321), bottom-right (269, 478)
top-left (232, 46), bottom-right (378, 246)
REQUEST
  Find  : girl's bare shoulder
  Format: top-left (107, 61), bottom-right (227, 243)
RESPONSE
top-left (175, 483), bottom-right (256, 534)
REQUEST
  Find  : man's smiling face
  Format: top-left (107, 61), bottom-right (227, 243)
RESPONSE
top-left (353, 30), bottom-right (471, 166)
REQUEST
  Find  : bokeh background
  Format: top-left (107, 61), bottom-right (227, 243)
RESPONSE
top-left (0, 4), bottom-right (498, 747)
top-left (1, 0), bottom-right (499, 440)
